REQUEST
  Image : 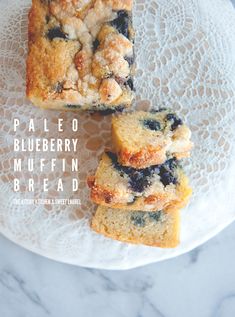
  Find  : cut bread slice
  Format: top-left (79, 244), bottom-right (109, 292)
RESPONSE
top-left (112, 109), bottom-right (193, 168)
top-left (91, 206), bottom-right (180, 248)
top-left (87, 152), bottom-right (192, 211)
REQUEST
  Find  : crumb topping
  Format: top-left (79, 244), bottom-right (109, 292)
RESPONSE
top-left (27, 0), bottom-right (134, 108)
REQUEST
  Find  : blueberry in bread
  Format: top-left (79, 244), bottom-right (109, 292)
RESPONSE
top-left (91, 206), bottom-right (180, 248)
top-left (27, 0), bottom-right (134, 112)
top-left (111, 109), bottom-right (193, 168)
top-left (87, 152), bottom-right (192, 211)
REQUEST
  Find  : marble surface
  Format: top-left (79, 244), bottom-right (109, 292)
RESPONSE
top-left (0, 220), bottom-right (235, 317)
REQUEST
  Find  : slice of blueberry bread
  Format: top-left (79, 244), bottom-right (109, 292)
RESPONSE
top-left (87, 152), bottom-right (192, 211)
top-left (112, 109), bottom-right (193, 168)
top-left (91, 206), bottom-right (180, 248)
top-left (27, 0), bottom-right (134, 112)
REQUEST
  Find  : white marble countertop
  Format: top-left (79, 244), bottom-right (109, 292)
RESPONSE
top-left (0, 221), bottom-right (235, 317)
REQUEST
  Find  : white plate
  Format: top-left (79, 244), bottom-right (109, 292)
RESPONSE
top-left (0, 0), bottom-right (235, 269)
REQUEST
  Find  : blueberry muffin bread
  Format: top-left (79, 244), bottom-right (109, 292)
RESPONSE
top-left (112, 109), bottom-right (193, 168)
top-left (87, 152), bottom-right (192, 211)
top-left (91, 206), bottom-right (180, 247)
top-left (27, 0), bottom-right (134, 112)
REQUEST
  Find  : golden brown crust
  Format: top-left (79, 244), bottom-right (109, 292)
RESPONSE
top-left (116, 146), bottom-right (166, 170)
top-left (28, 0), bottom-right (48, 44)
top-left (27, 38), bottom-right (80, 100)
top-left (88, 178), bottom-right (192, 211)
top-left (103, 0), bottom-right (133, 11)
top-left (27, 0), bottom-right (134, 111)
top-left (89, 183), bottom-right (115, 204)
top-left (87, 152), bottom-right (192, 211)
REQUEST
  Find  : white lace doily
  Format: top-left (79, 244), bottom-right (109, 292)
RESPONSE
top-left (1, 0), bottom-right (235, 269)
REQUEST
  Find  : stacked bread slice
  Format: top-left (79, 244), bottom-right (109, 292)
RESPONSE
top-left (88, 109), bottom-right (193, 247)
